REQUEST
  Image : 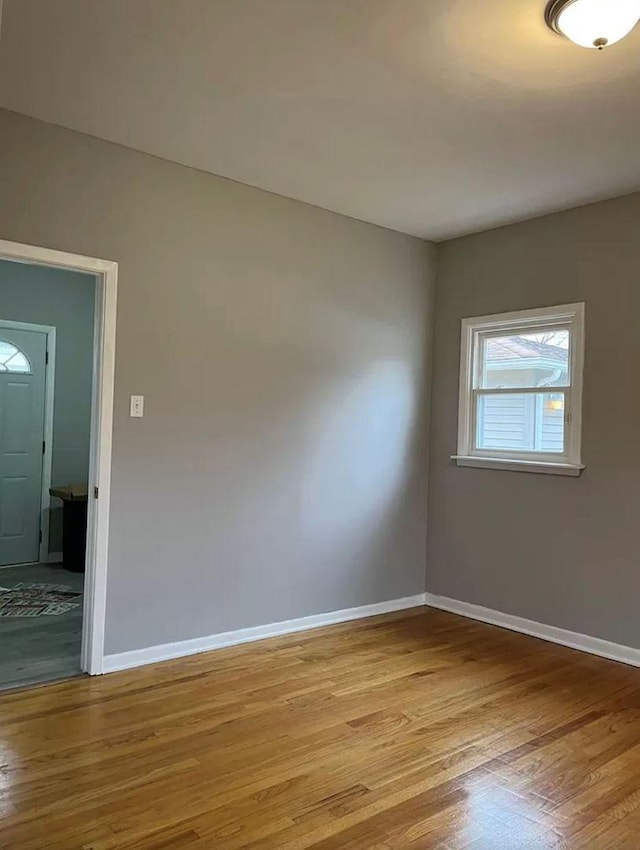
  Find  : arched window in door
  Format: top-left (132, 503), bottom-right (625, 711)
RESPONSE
top-left (0, 340), bottom-right (32, 373)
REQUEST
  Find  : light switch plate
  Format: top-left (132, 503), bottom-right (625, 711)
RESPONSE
top-left (130, 395), bottom-right (144, 418)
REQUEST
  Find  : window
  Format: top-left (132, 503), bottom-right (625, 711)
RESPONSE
top-left (454, 303), bottom-right (585, 476)
top-left (0, 340), bottom-right (31, 373)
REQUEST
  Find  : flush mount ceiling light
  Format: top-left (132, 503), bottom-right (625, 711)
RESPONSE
top-left (545, 0), bottom-right (640, 49)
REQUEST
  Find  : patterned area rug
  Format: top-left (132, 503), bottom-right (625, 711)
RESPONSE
top-left (0, 583), bottom-right (83, 617)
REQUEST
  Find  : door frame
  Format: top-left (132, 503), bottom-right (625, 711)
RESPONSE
top-left (0, 238), bottom-right (117, 675)
top-left (0, 318), bottom-right (56, 566)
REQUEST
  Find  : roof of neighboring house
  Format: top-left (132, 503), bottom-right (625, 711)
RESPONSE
top-left (486, 336), bottom-right (568, 366)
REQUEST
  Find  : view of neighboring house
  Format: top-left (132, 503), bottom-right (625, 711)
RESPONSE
top-left (479, 333), bottom-right (568, 453)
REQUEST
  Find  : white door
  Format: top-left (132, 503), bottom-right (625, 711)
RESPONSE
top-left (0, 327), bottom-right (47, 565)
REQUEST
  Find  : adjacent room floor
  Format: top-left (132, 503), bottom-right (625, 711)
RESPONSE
top-left (0, 562), bottom-right (84, 691)
top-left (1, 607), bottom-right (640, 848)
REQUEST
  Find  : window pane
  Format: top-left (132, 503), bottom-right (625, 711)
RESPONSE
top-left (4, 352), bottom-right (30, 373)
top-left (0, 340), bottom-right (32, 374)
top-left (480, 329), bottom-right (569, 389)
top-left (476, 392), bottom-right (565, 453)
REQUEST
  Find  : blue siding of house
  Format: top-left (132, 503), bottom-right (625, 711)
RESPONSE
top-left (478, 394), bottom-right (531, 450)
top-left (540, 405), bottom-right (564, 453)
top-left (478, 394), bottom-right (564, 453)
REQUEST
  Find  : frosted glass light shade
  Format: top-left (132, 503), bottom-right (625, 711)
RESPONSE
top-left (546, 0), bottom-right (640, 49)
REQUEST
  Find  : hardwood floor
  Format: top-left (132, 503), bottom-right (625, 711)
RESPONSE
top-left (2, 607), bottom-right (640, 848)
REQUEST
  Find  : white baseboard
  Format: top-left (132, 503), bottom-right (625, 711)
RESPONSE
top-left (47, 551), bottom-right (63, 564)
top-left (425, 592), bottom-right (640, 669)
top-left (102, 593), bottom-right (427, 674)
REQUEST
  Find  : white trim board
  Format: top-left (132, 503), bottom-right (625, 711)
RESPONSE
top-left (103, 594), bottom-right (427, 673)
top-left (425, 592), bottom-right (640, 669)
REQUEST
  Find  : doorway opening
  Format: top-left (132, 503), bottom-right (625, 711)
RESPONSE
top-left (0, 240), bottom-right (117, 689)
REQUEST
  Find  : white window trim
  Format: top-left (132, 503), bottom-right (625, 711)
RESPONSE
top-left (453, 302), bottom-right (585, 476)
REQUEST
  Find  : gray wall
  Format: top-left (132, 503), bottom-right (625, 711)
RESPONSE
top-left (0, 109), bottom-right (436, 655)
top-left (427, 193), bottom-right (640, 648)
top-left (0, 260), bottom-right (95, 552)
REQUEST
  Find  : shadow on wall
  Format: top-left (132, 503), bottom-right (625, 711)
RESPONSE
top-left (108, 270), bottom-right (432, 637)
top-left (303, 359), bottom-right (420, 585)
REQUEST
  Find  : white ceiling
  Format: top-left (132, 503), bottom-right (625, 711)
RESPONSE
top-left (1, 0), bottom-right (639, 240)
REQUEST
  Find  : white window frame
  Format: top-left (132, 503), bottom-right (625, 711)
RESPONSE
top-left (453, 303), bottom-right (585, 476)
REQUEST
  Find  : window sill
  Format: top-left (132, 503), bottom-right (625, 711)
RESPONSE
top-left (451, 456), bottom-right (585, 477)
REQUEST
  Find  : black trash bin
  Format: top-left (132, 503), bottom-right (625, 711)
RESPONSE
top-left (49, 483), bottom-right (88, 573)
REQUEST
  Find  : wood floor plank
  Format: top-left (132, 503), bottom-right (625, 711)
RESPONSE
top-left (2, 608), bottom-right (640, 848)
